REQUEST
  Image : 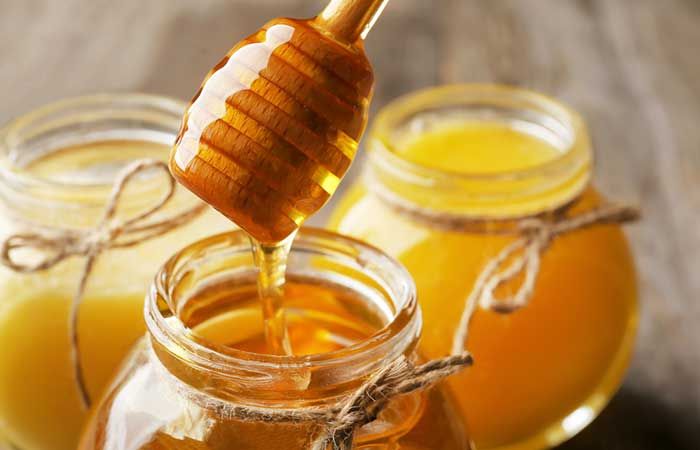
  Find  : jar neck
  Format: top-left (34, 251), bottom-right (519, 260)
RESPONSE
top-left (367, 84), bottom-right (593, 220)
top-left (146, 228), bottom-right (421, 409)
top-left (0, 93), bottom-right (195, 230)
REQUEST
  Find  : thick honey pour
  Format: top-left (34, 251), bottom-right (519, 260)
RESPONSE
top-left (249, 233), bottom-right (295, 356)
top-left (169, 0), bottom-right (388, 355)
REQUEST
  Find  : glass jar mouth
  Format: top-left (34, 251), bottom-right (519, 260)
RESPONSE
top-left (368, 84), bottom-right (592, 218)
top-left (146, 227), bottom-right (420, 391)
top-left (0, 93), bottom-right (185, 196)
top-left (0, 93), bottom-right (194, 228)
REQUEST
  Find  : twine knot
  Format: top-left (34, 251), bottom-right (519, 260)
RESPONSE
top-left (2, 159), bottom-right (206, 273)
top-left (311, 352), bottom-right (473, 450)
top-left (0, 159), bottom-right (207, 409)
top-left (85, 222), bottom-right (120, 252)
top-left (1, 221), bottom-right (124, 273)
top-left (451, 203), bottom-right (640, 354)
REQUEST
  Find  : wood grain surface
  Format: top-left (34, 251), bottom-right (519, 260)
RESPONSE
top-left (1, 1), bottom-right (698, 448)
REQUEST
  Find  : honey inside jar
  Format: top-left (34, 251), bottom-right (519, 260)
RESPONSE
top-left (0, 141), bottom-right (162, 450)
top-left (397, 121), bottom-right (561, 173)
top-left (0, 291), bottom-right (144, 450)
top-left (330, 85), bottom-right (638, 449)
top-left (0, 93), bottom-right (230, 450)
top-left (78, 229), bottom-right (470, 450)
top-left (184, 277), bottom-right (386, 356)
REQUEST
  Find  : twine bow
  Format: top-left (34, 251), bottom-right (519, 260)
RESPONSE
top-left (0, 159), bottom-right (207, 409)
top-left (450, 203), bottom-right (640, 354)
top-left (311, 352), bottom-right (473, 450)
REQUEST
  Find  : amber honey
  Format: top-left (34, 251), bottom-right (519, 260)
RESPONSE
top-left (169, 14), bottom-right (376, 243)
top-left (123, 389), bottom-right (466, 450)
top-left (185, 277), bottom-right (385, 356)
top-left (330, 85), bottom-right (638, 449)
top-left (78, 229), bottom-right (470, 450)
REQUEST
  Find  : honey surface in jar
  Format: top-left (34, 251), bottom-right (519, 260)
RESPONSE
top-left (330, 110), bottom-right (638, 448)
top-left (399, 122), bottom-right (561, 174)
top-left (79, 275), bottom-right (469, 450)
top-left (169, 3), bottom-right (381, 244)
top-left (187, 279), bottom-right (383, 355)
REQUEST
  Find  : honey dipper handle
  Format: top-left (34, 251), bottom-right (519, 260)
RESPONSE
top-left (316, 0), bottom-right (390, 43)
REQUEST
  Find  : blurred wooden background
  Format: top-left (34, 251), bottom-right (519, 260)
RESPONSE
top-left (1, 1), bottom-right (698, 448)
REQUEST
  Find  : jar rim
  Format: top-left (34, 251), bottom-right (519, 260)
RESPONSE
top-left (0, 92), bottom-right (185, 193)
top-left (0, 93), bottom-right (192, 226)
top-left (367, 83), bottom-right (593, 218)
top-left (146, 227), bottom-right (420, 382)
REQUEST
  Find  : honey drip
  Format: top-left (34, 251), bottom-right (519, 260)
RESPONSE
top-left (169, 0), bottom-right (386, 355)
top-left (249, 233), bottom-right (295, 355)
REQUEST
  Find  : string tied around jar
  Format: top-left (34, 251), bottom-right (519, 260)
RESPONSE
top-left (448, 202), bottom-right (641, 354)
top-left (0, 159), bottom-right (208, 409)
top-left (177, 350), bottom-right (474, 450)
top-left (311, 352), bottom-right (473, 450)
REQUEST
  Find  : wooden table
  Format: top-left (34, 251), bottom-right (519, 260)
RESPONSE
top-left (1, 1), bottom-right (697, 448)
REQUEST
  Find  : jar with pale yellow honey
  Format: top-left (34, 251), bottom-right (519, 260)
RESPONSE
top-left (329, 84), bottom-right (638, 449)
top-left (0, 94), bottom-right (229, 450)
top-left (79, 228), bottom-right (470, 450)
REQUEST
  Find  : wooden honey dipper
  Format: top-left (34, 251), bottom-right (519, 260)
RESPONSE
top-left (170, 0), bottom-right (389, 243)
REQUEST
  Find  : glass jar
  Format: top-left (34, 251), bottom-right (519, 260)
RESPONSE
top-left (329, 84), bottom-right (638, 449)
top-left (0, 94), bottom-right (230, 450)
top-left (78, 228), bottom-right (470, 450)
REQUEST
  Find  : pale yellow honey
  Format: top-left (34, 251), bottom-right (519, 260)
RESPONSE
top-left (0, 140), bottom-right (227, 450)
top-left (0, 293), bottom-right (144, 450)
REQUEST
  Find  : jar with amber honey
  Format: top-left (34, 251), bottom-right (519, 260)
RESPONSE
top-left (79, 228), bottom-right (469, 450)
top-left (329, 84), bottom-right (638, 449)
top-left (0, 94), bottom-right (229, 450)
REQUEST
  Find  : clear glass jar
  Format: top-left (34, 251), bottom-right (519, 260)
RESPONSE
top-left (78, 228), bottom-right (470, 450)
top-left (0, 94), bottom-right (230, 450)
top-left (329, 84), bottom-right (638, 449)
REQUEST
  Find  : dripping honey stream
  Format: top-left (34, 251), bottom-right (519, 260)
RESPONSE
top-left (249, 235), bottom-right (295, 355)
